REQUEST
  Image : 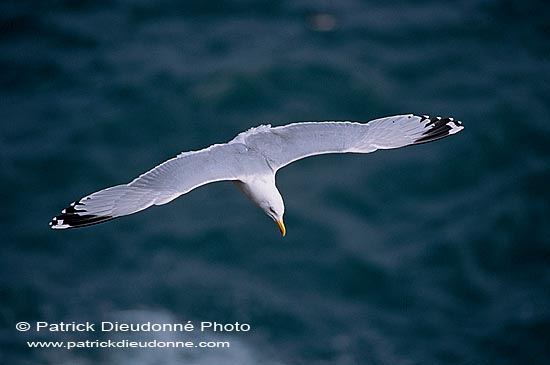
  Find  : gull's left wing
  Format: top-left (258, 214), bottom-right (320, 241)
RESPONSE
top-left (238, 114), bottom-right (463, 170)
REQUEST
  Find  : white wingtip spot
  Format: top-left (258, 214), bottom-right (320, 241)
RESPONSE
top-left (51, 223), bottom-right (70, 230)
top-left (447, 121), bottom-right (464, 135)
top-left (50, 217), bottom-right (70, 229)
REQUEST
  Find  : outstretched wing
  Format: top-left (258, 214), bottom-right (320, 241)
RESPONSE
top-left (50, 142), bottom-right (265, 229)
top-left (240, 114), bottom-right (463, 170)
top-left (50, 114), bottom-right (463, 229)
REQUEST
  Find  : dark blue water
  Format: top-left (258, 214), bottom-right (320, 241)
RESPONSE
top-left (1, 1), bottom-right (549, 364)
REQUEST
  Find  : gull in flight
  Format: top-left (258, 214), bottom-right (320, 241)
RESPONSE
top-left (50, 114), bottom-right (463, 235)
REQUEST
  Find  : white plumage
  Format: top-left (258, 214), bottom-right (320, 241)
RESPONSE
top-left (50, 114), bottom-right (463, 235)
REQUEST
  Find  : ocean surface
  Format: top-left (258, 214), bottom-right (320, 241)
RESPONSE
top-left (1, 1), bottom-right (549, 364)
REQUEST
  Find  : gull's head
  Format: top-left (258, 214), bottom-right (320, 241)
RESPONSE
top-left (260, 199), bottom-right (286, 237)
top-left (235, 176), bottom-right (286, 236)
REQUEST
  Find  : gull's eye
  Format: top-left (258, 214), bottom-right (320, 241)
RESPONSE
top-left (269, 207), bottom-right (276, 214)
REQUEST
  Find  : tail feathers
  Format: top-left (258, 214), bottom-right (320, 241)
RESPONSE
top-left (49, 185), bottom-right (168, 229)
top-left (413, 115), bottom-right (464, 144)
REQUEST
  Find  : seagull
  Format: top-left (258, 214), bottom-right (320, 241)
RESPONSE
top-left (50, 114), bottom-right (463, 235)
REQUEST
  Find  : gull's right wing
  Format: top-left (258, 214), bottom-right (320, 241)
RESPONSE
top-left (49, 142), bottom-right (265, 229)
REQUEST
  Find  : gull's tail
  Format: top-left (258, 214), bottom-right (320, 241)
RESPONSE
top-left (49, 185), bottom-right (162, 229)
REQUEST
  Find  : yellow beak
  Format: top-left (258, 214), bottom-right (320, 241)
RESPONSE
top-left (276, 220), bottom-right (286, 237)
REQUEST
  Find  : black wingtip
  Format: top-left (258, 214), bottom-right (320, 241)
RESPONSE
top-left (50, 200), bottom-right (115, 230)
top-left (414, 115), bottom-right (464, 144)
top-left (50, 214), bottom-right (115, 229)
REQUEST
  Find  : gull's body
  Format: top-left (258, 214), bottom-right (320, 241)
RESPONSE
top-left (50, 114), bottom-right (463, 235)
